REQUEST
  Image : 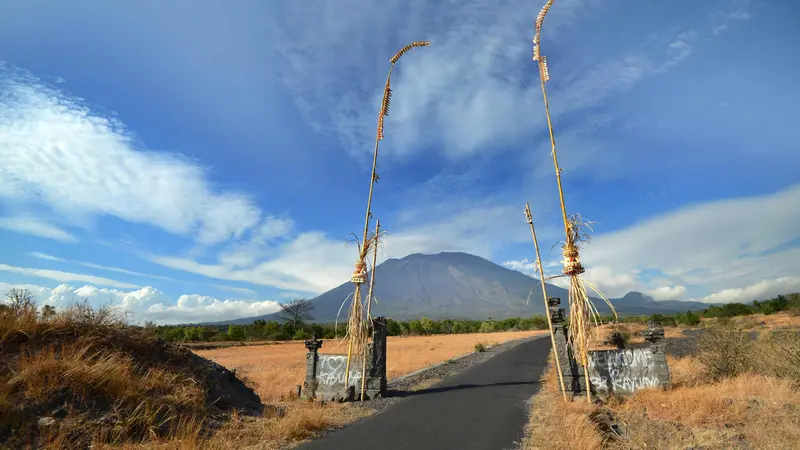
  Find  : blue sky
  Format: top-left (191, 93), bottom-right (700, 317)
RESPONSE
top-left (1, 0), bottom-right (798, 324)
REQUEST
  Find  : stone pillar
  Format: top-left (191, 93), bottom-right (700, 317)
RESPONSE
top-left (643, 322), bottom-right (670, 389)
top-left (302, 336), bottom-right (323, 400)
top-left (363, 317), bottom-right (388, 399)
top-left (548, 297), bottom-right (586, 395)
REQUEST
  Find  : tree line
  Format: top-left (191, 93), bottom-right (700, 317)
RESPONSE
top-left (150, 292), bottom-right (800, 343)
top-left (4, 288), bottom-right (797, 344)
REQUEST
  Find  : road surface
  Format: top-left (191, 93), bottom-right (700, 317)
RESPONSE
top-left (298, 335), bottom-right (551, 450)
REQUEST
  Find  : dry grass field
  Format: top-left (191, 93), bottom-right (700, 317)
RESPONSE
top-left (524, 325), bottom-right (800, 449)
top-left (706, 311), bottom-right (800, 330)
top-left (195, 330), bottom-right (547, 400)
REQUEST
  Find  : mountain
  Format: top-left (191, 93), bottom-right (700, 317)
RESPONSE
top-left (212, 252), bottom-right (712, 325)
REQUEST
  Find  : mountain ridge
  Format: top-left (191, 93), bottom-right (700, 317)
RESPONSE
top-left (208, 252), bottom-right (712, 325)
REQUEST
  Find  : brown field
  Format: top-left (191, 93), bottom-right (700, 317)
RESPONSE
top-left (195, 330), bottom-right (546, 400)
top-left (704, 311), bottom-right (800, 330)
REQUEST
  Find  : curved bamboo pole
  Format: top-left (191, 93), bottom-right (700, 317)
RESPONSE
top-left (344, 41), bottom-right (430, 390)
top-left (533, 0), bottom-right (593, 404)
top-left (525, 203), bottom-right (568, 402)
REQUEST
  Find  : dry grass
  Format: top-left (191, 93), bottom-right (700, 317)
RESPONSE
top-left (196, 330), bottom-right (547, 400)
top-left (525, 357), bottom-right (605, 450)
top-left (589, 323), bottom-right (687, 350)
top-left (98, 401), bottom-right (372, 450)
top-left (524, 324), bottom-right (800, 450)
top-left (703, 312), bottom-right (800, 331)
top-left (0, 299), bottom-right (262, 449)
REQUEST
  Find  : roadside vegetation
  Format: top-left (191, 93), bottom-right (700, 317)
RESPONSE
top-left (523, 293), bottom-right (800, 449)
top-left (0, 289), bottom-right (373, 450)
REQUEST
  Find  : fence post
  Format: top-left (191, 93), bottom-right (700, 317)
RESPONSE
top-left (302, 335), bottom-right (323, 399)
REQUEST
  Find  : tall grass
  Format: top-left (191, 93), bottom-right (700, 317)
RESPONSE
top-left (697, 327), bottom-right (800, 382)
top-left (525, 324), bottom-right (800, 449)
top-left (0, 295), bottom-right (254, 448)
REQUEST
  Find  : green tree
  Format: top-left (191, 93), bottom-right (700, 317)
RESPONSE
top-left (478, 320), bottom-right (498, 334)
top-left (183, 326), bottom-right (201, 342)
top-left (386, 319), bottom-right (402, 336)
top-left (227, 325), bottom-right (247, 341)
top-left (408, 320), bottom-right (425, 335)
top-left (530, 315), bottom-right (548, 330)
top-left (420, 317), bottom-right (437, 335)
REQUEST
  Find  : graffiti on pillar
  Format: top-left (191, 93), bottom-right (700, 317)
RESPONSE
top-left (588, 347), bottom-right (669, 394)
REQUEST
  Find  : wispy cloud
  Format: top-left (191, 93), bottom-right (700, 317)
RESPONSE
top-left (148, 202), bottom-right (541, 295)
top-left (0, 263), bottom-right (139, 289)
top-left (0, 64), bottom-right (275, 246)
top-left (210, 284), bottom-right (258, 297)
top-left (0, 216), bottom-right (77, 242)
top-left (28, 252), bottom-right (175, 281)
top-left (267, 0), bottom-right (750, 161)
top-left (711, 0), bottom-right (752, 36)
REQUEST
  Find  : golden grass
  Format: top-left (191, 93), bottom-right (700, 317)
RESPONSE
top-left (705, 312), bottom-right (800, 331)
top-left (96, 401), bottom-right (372, 450)
top-left (525, 357), bottom-right (604, 450)
top-left (0, 301), bottom-right (260, 449)
top-left (524, 325), bottom-right (800, 449)
top-left (589, 323), bottom-right (688, 350)
top-left (196, 330), bottom-right (547, 400)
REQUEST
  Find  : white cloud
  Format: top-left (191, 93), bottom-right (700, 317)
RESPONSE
top-left (581, 184), bottom-right (800, 302)
top-left (503, 258), bottom-right (537, 275)
top-left (0, 65), bottom-right (272, 246)
top-left (267, 0), bottom-right (746, 160)
top-left (148, 294), bottom-right (281, 324)
top-left (696, 277), bottom-right (800, 304)
top-left (0, 264), bottom-right (139, 289)
top-left (647, 285), bottom-right (687, 301)
top-left (0, 282), bottom-right (281, 325)
top-left (0, 216), bottom-right (77, 242)
top-left (149, 203), bottom-right (535, 294)
top-left (28, 252), bottom-right (175, 281)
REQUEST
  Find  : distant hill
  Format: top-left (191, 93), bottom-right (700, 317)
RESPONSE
top-left (211, 252), bottom-right (711, 325)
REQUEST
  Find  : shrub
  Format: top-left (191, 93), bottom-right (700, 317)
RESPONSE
top-left (478, 320), bottom-right (498, 334)
top-left (292, 329), bottom-right (312, 340)
top-left (697, 327), bottom-right (754, 380)
top-left (474, 342), bottom-right (487, 352)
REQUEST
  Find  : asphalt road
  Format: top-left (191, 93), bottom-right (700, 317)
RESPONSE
top-left (298, 335), bottom-right (551, 450)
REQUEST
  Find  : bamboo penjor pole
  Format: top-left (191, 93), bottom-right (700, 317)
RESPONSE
top-left (344, 41), bottom-right (430, 390)
top-left (524, 203), bottom-right (567, 402)
top-left (533, 0), bottom-right (597, 404)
